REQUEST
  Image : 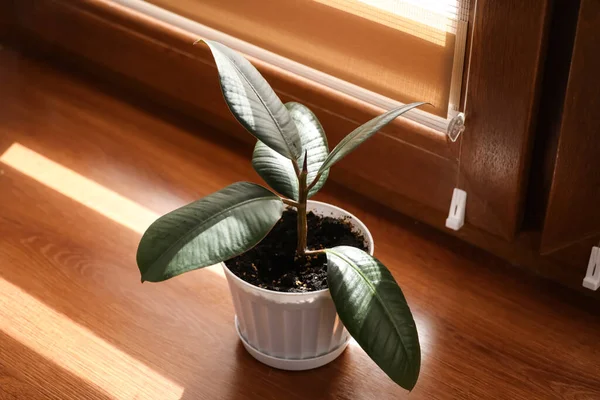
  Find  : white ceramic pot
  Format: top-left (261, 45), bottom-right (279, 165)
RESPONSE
top-left (222, 200), bottom-right (374, 371)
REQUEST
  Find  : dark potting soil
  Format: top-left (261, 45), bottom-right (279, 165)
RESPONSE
top-left (224, 209), bottom-right (368, 293)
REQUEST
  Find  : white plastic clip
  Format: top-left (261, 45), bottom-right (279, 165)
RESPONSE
top-left (447, 112), bottom-right (465, 142)
top-left (446, 188), bottom-right (467, 231)
top-left (582, 246), bottom-right (600, 291)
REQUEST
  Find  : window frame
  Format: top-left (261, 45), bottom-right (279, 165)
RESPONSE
top-left (8, 0), bottom-right (550, 241)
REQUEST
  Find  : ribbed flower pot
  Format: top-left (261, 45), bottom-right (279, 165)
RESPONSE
top-left (222, 200), bottom-right (374, 370)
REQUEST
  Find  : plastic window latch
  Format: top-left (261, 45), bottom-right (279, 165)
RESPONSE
top-left (446, 188), bottom-right (467, 231)
top-left (582, 246), bottom-right (600, 291)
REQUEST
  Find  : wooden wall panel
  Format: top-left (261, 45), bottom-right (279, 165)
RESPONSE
top-left (524, 0), bottom-right (580, 231)
top-left (460, 0), bottom-right (550, 240)
top-left (541, 0), bottom-right (600, 254)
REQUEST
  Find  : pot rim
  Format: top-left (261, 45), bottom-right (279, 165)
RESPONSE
top-left (221, 200), bottom-right (374, 298)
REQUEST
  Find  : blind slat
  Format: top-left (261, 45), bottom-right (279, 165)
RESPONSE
top-left (143, 0), bottom-right (469, 121)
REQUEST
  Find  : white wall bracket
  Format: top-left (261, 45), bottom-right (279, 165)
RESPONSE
top-left (583, 246), bottom-right (600, 291)
top-left (446, 188), bottom-right (467, 231)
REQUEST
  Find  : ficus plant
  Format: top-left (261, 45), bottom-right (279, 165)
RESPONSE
top-left (136, 40), bottom-right (425, 390)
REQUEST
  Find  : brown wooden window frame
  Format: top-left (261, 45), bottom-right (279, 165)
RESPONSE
top-left (5, 0), bottom-right (549, 242)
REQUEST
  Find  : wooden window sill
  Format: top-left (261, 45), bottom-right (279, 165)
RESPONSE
top-left (1, 46), bottom-right (599, 399)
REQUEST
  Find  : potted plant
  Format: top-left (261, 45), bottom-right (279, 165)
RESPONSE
top-left (136, 40), bottom-right (424, 391)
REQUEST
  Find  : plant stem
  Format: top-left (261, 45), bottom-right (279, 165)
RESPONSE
top-left (305, 249), bottom-right (325, 255)
top-left (293, 159), bottom-right (301, 178)
top-left (296, 152), bottom-right (309, 257)
top-left (282, 198), bottom-right (300, 208)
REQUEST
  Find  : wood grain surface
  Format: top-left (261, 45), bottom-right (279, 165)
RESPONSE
top-left (524, 0), bottom-right (580, 232)
top-left (460, 0), bottom-right (550, 240)
top-left (1, 48), bottom-right (599, 400)
top-left (540, 0), bottom-right (600, 254)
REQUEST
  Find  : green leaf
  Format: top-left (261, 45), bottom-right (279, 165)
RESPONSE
top-left (203, 40), bottom-right (301, 160)
top-left (326, 246), bottom-right (420, 390)
top-left (137, 182), bottom-right (283, 282)
top-left (252, 102), bottom-right (329, 200)
top-left (318, 102), bottom-right (426, 174)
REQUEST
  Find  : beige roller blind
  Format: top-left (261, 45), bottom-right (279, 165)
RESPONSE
top-left (146, 0), bottom-right (469, 119)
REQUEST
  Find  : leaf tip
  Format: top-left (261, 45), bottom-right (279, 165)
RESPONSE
top-left (302, 149), bottom-right (308, 173)
top-left (405, 377), bottom-right (418, 392)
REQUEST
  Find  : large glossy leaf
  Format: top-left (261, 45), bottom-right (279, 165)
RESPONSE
top-left (137, 182), bottom-right (283, 282)
top-left (317, 102), bottom-right (426, 174)
top-left (252, 102), bottom-right (329, 200)
top-left (204, 40), bottom-right (301, 160)
top-left (326, 246), bottom-right (420, 390)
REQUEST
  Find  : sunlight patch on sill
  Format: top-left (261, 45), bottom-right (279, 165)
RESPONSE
top-left (0, 278), bottom-right (184, 399)
top-left (0, 143), bottom-right (224, 278)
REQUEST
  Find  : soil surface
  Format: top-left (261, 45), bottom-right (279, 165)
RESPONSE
top-left (224, 209), bottom-right (368, 292)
